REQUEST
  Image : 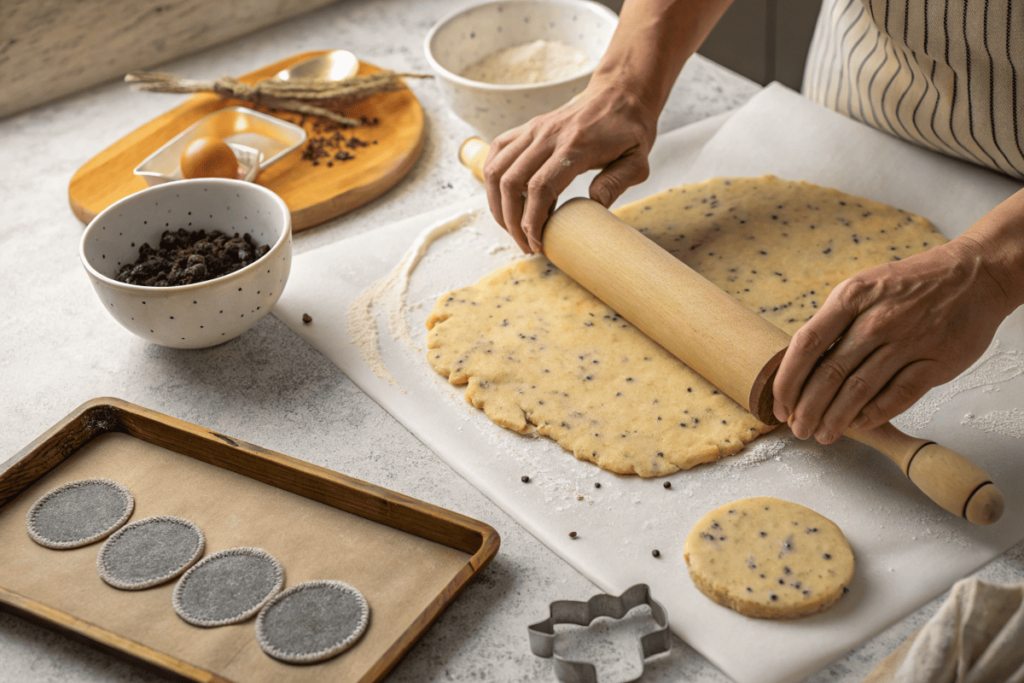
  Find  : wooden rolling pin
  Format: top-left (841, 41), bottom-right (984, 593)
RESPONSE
top-left (460, 137), bottom-right (1005, 525)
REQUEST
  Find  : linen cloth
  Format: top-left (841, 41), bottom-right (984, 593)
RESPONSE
top-left (865, 578), bottom-right (1024, 683)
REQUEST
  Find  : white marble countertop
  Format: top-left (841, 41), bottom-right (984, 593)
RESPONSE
top-left (1, 1), bottom-right (1021, 682)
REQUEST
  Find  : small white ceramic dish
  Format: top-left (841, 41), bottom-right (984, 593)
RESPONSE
top-left (424, 0), bottom-right (618, 140)
top-left (80, 179), bottom-right (291, 349)
top-left (134, 107), bottom-right (307, 186)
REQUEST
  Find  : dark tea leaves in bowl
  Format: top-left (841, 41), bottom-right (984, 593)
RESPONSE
top-left (115, 228), bottom-right (270, 287)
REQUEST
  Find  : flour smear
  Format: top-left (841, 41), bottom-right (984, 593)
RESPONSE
top-left (347, 210), bottom-right (482, 389)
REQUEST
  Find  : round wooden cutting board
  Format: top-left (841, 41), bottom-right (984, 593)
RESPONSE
top-left (68, 51), bottom-right (426, 232)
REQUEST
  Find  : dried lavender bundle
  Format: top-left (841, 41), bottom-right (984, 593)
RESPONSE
top-left (124, 71), bottom-right (430, 126)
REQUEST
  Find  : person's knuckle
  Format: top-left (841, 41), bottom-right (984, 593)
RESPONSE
top-left (843, 373), bottom-right (874, 401)
top-left (838, 277), bottom-right (875, 308)
top-left (526, 175), bottom-right (553, 198)
top-left (632, 158), bottom-right (651, 183)
top-left (889, 379), bottom-right (921, 407)
top-left (601, 174), bottom-right (626, 197)
top-left (858, 401), bottom-right (886, 424)
top-left (790, 327), bottom-right (824, 354)
top-left (490, 134), bottom-right (511, 151)
top-left (817, 357), bottom-right (850, 386)
top-left (855, 314), bottom-right (884, 339)
top-left (560, 128), bottom-right (590, 150)
top-left (499, 172), bottom-right (523, 195)
top-left (482, 164), bottom-right (502, 186)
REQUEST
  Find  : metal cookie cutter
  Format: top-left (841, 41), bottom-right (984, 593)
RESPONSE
top-left (527, 583), bottom-right (671, 683)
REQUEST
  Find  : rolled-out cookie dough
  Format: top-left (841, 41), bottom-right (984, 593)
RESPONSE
top-left (683, 496), bottom-right (855, 619)
top-left (425, 176), bottom-right (944, 476)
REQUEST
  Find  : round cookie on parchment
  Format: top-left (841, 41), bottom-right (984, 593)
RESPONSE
top-left (255, 580), bottom-right (369, 663)
top-left (683, 496), bottom-right (854, 619)
top-left (26, 478), bottom-right (134, 549)
top-left (97, 516), bottom-right (205, 590)
top-left (173, 547), bottom-right (284, 627)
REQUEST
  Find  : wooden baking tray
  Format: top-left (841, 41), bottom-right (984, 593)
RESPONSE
top-left (68, 51), bottom-right (426, 232)
top-left (0, 398), bottom-right (499, 683)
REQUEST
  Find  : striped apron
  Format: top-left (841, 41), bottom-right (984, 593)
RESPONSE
top-left (803, 0), bottom-right (1024, 179)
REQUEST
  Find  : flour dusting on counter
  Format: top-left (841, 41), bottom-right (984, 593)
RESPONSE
top-left (894, 342), bottom-right (1024, 433)
top-left (962, 409), bottom-right (1024, 438)
top-left (348, 210), bottom-right (482, 387)
top-left (727, 434), bottom-right (790, 470)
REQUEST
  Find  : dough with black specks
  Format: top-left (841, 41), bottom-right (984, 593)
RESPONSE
top-left (425, 176), bottom-right (944, 476)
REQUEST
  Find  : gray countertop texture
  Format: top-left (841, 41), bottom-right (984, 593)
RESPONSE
top-left (1, 1), bottom-right (1022, 682)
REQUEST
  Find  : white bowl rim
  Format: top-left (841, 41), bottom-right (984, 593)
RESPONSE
top-left (423, 0), bottom-right (618, 91)
top-left (80, 178), bottom-right (291, 294)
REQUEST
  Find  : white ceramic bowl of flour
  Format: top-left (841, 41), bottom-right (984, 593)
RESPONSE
top-left (425, 0), bottom-right (618, 140)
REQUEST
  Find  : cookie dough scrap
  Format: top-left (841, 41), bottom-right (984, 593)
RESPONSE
top-left (683, 497), bottom-right (855, 619)
top-left (425, 176), bottom-right (944, 476)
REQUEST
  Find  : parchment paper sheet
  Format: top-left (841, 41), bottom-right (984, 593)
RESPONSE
top-left (273, 84), bottom-right (1024, 683)
top-left (0, 432), bottom-right (471, 683)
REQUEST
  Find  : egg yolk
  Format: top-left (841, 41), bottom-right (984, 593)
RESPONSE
top-left (180, 136), bottom-right (239, 179)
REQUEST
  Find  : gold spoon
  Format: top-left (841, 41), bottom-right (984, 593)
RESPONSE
top-left (274, 50), bottom-right (359, 81)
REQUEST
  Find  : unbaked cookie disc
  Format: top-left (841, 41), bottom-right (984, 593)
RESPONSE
top-left (97, 516), bottom-right (205, 590)
top-left (173, 547), bottom-right (285, 627)
top-left (684, 496), bottom-right (855, 619)
top-left (26, 479), bottom-right (134, 549)
top-left (256, 580), bottom-right (370, 663)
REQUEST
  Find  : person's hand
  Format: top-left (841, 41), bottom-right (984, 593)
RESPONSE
top-left (483, 81), bottom-right (659, 253)
top-left (772, 235), bottom-right (1019, 444)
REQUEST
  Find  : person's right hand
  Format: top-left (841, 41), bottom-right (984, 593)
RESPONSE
top-left (483, 80), bottom-right (660, 253)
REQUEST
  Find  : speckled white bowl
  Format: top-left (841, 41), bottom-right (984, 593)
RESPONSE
top-left (80, 179), bottom-right (291, 349)
top-left (425, 0), bottom-right (618, 141)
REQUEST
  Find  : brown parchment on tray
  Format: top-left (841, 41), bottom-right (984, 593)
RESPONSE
top-left (0, 431), bottom-right (472, 682)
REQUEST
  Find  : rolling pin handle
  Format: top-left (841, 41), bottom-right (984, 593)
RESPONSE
top-left (964, 483), bottom-right (1005, 527)
top-left (905, 441), bottom-right (1005, 526)
top-left (848, 424), bottom-right (1003, 525)
top-left (459, 137), bottom-right (489, 183)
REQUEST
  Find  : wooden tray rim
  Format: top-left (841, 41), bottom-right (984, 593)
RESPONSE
top-left (0, 397), bottom-right (500, 683)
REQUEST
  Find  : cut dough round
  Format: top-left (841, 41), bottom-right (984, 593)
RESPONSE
top-left (426, 176), bottom-right (943, 476)
top-left (97, 516), bottom-right (205, 590)
top-left (173, 547), bottom-right (284, 627)
top-left (26, 478), bottom-right (134, 549)
top-left (255, 580), bottom-right (369, 663)
top-left (684, 496), bottom-right (854, 619)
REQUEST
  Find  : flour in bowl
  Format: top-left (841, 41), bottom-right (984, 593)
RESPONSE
top-left (461, 40), bottom-right (590, 85)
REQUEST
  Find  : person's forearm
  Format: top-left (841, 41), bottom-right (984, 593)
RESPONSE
top-left (592, 0), bottom-right (735, 116)
top-left (959, 188), bottom-right (1024, 313)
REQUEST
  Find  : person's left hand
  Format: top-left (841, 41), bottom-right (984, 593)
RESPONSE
top-left (772, 235), bottom-right (1017, 444)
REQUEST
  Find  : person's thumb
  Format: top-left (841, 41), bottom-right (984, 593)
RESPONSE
top-left (589, 153), bottom-right (650, 207)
